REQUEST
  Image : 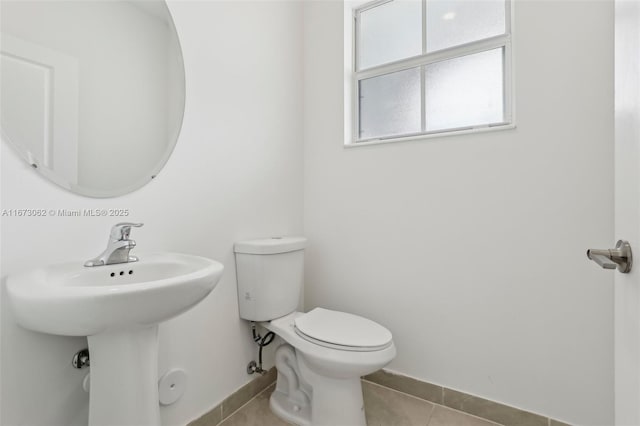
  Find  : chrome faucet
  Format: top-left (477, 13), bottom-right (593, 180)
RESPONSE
top-left (84, 223), bottom-right (144, 267)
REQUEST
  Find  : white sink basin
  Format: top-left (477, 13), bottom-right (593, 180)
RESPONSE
top-left (6, 252), bottom-right (224, 426)
top-left (7, 252), bottom-right (224, 336)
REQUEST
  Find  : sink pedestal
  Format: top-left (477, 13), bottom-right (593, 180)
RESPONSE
top-left (6, 252), bottom-right (224, 425)
top-left (88, 325), bottom-right (160, 426)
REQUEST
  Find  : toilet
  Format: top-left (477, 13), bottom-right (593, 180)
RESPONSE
top-left (234, 237), bottom-right (396, 426)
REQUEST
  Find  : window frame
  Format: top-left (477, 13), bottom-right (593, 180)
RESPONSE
top-left (348, 0), bottom-right (514, 146)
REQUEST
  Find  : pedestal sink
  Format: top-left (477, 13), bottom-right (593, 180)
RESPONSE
top-left (6, 252), bottom-right (224, 426)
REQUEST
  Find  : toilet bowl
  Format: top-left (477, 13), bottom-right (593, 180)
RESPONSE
top-left (234, 237), bottom-right (396, 426)
top-left (263, 310), bottom-right (396, 426)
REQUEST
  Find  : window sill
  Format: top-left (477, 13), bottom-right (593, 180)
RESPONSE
top-left (344, 122), bottom-right (516, 148)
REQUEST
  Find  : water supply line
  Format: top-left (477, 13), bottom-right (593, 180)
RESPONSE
top-left (246, 322), bottom-right (275, 375)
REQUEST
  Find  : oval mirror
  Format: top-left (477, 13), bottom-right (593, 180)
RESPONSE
top-left (0, 0), bottom-right (185, 197)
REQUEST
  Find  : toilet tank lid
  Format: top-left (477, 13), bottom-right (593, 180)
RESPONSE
top-left (234, 236), bottom-right (307, 255)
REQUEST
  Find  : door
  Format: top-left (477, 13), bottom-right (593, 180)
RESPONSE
top-left (614, 0), bottom-right (640, 424)
top-left (0, 33), bottom-right (79, 185)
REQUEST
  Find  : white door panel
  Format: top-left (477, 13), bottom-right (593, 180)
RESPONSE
top-left (0, 34), bottom-right (78, 185)
top-left (614, 0), bottom-right (640, 424)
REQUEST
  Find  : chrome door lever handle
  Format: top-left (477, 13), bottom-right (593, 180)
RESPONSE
top-left (587, 251), bottom-right (618, 269)
top-left (587, 240), bottom-right (633, 273)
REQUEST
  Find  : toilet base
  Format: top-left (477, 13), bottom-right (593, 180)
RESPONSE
top-left (270, 389), bottom-right (312, 426)
top-left (270, 343), bottom-right (367, 426)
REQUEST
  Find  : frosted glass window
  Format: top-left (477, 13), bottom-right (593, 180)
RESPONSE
top-left (424, 48), bottom-right (504, 131)
top-left (351, 0), bottom-right (511, 143)
top-left (359, 67), bottom-right (421, 139)
top-left (426, 0), bottom-right (506, 52)
top-left (358, 0), bottom-right (422, 70)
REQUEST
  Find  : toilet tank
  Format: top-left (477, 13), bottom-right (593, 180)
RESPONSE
top-left (234, 237), bottom-right (307, 321)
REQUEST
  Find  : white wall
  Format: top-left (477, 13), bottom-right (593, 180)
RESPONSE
top-left (303, 1), bottom-right (614, 425)
top-left (0, 1), bottom-right (303, 425)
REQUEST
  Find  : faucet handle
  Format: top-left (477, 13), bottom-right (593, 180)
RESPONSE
top-left (110, 222), bottom-right (143, 241)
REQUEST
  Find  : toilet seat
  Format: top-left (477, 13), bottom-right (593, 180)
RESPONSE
top-left (264, 310), bottom-right (396, 378)
top-left (293, 308), bottom-right (392, 352)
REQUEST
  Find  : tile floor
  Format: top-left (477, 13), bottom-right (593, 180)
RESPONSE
top-left (218, 381), bottom-right (502, 426)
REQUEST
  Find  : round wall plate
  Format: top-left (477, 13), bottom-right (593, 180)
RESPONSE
top-left (82, 372), bottom-right (91, 393)
top-left (158, 369), bottom-right (187, 406)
